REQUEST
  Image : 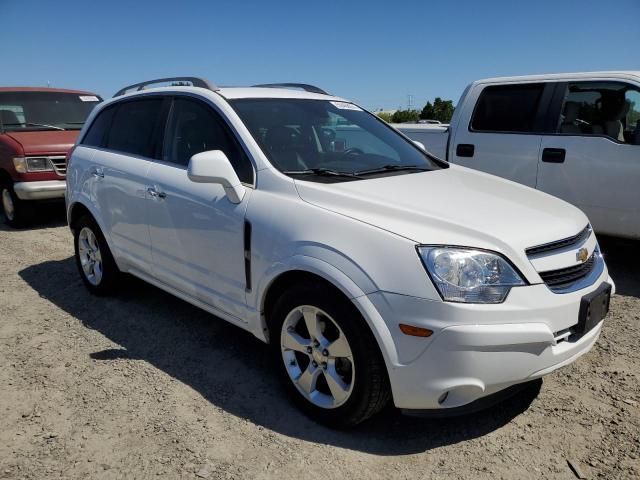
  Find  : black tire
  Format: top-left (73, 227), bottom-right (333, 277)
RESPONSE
top-left (269, 281), bottom-right (391, 428)
top-left (1, 180), bottom-right (34, 228)
top-left (73, 215), bottom-right (120, 295)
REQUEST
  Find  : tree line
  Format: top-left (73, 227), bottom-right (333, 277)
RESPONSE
top-left (377, 97), bottom-right (455, 123)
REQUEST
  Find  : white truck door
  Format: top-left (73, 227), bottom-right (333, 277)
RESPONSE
top-left (449, 82), bottom-right (553, 188)
top-left (537, 80), bottom-right (640, 239)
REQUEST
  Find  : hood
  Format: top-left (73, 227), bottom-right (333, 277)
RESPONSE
top-left (294, 165), bottom-right (588, 259)
top-left (5, 130), bottom-right (80, 156)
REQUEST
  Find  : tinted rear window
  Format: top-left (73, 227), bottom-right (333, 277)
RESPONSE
top-left (471, 84), bottom-right (544, 133)
top-left (82, 106), bottom-right (116, 147)
top-left (105, 99), bottom-right (163, 157)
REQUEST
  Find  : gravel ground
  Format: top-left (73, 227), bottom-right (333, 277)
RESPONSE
top-left (0, 206), bottom-right (638, 480)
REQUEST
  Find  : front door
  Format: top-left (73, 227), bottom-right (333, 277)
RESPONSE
top-left (145, 96), bottom-right (255, 320)
top-left (537, 80), bottom-right (640, 238)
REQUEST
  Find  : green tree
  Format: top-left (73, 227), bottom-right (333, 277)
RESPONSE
top-left (391, 109), bottom-right (420, 123)
top-left (376, 111), bottom-right (393, 122)
top-left (420, 101), bottom-right (435, 120)
top-left (420, 97), bottom-right (455, 123)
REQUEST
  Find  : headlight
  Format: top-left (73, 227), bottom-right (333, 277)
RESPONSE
top-left (417, 246), bottom-right (526, 303)
top-left (26, 157), bottom-right (53, 172)
top-left (12, 156), bottom-right (53, 173)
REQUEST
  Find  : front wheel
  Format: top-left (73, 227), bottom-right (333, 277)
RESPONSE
top-left (270, 282), bottom-right (391, 427)
top-left (73, 215), bottom-right (120, 295)
top-left (1, 181), bottom-right (33, 228)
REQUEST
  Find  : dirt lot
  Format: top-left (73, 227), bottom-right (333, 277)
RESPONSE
top-left (0, 206), bottom-right (638, 480)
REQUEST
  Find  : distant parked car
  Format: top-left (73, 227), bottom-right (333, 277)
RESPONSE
top-left (66, 77), bottom-right (613, 427)
top-left (0, 87), bottom-right (102, 227)
top-left (397, 71), bottom-right (640, 239)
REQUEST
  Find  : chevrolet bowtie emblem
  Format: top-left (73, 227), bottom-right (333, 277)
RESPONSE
top-left (576, 247), bottom-right (589, 263)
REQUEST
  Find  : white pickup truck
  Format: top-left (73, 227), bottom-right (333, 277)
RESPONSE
top-left (395, 71), bottom-right (640, 239)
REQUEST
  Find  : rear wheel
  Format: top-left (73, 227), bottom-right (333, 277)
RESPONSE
top-left (270, 282), bottom-right (390, 427)
top-left (1, 181), bottom-right (33, 228)
top-left (73, 215), bottom-right (120, 295)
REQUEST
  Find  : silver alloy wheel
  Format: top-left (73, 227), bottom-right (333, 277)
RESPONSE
top-left (2, 188), bottom-right (15, 221)
top-left (281, 305), bottom-right (355, 409)
top-left (78, 227), bottom-right (103, 286)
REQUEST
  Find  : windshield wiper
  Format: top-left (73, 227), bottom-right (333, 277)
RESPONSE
top-left (282, 168), bottom-right (362, 178)
top-left (354, 164), bottom-right (430, 176)
top-left (2, 122), bottom-right (65, 131)
top-left (26, 122), bottom-right (65, 130)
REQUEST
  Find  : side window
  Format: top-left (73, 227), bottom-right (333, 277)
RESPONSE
top-left (625, 89), bottom-right (640, 145)
top-left (557, 81), bottom-right (640, 144)
top-left (82, 106), bottom-right (115, 147)
top-left (163, 98), bottom-right (253, 184)
top-left (105, 99), bottom-right (163, 157)
top-left (471, 83), bottom-right (545, 133)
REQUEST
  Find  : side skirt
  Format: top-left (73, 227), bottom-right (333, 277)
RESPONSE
top-left (127, 267), bottom-right (255, 334)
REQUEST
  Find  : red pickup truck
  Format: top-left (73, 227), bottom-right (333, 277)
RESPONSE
top-left (0, 87), bottom-right (102, 227)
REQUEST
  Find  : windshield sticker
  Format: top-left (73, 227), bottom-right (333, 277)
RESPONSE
top-left (79, 95), bottom-right (100, 102)
top-left (330, 101), bottom-right (362, 111)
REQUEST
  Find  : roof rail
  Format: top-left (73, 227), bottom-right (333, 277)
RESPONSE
top-left (113, 77), bottom-right (219, 97)
top-left (253, 83), bottom-right (329, 95)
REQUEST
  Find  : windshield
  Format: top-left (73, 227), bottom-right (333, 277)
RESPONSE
top-left (231, 98), bottom-right (445, 182)
top-left (0, 91), bottom-right (102, 132)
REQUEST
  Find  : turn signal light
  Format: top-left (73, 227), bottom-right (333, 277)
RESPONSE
top-left (399, 324), bottom-right (433, 337)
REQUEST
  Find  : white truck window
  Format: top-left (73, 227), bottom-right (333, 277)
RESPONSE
top-left (470, 84), bottom-right (545, 133)
top-left (557, 81), bottom-right (640, 144)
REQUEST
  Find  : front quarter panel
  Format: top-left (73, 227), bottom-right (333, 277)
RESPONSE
top-left (246, 172), bottom-right (442, 367)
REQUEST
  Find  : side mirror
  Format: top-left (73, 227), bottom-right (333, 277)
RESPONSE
top-left (413, 140), bottom-right (426, 151)
top-left (187, 150), bottom-right (246, 203)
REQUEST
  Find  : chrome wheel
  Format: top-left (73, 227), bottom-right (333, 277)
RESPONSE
top-left (78, 227), bottom-right (103, 286)
top-left (2, 188), bottom-right (15, 221)
top-left (281, 305), bottom-right (355, 409)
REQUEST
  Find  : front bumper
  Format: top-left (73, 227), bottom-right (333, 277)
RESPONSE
top-left (13, 180), bottom-right (66, 200)
top-left (361, 268), bottom-right (614, 411)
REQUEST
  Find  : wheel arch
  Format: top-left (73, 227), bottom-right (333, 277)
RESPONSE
top-left (67, 200), bottom-right (119, 266)
top-left (0, 168), bottom-right (12, 186)
top-left (68, 201), bottom-right (93, 232)
top-left (257, 259), bottom-right (400, 367)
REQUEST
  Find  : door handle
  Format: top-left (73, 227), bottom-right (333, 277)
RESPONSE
top-left (91, 167), bottom-right (104, 179)
top-left (147, 186), bottom-right (167, 199)
top-left (541, 148), bottom-right (566, 163)
top-left (456, 144), bottom-right (475, 158)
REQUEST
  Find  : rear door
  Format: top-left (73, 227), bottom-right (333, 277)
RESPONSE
top-left (450, 82), bottom-right (553, 188)
top-left (537, 80), bottom-right (640, 238)
top-left (88, 97), bottom-right (165, 272)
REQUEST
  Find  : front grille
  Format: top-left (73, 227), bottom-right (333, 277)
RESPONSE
top-left (525, 225), bottom-right (591, 257)
top-left (539, 252), bottom-right (596, 291)
top-left (49, 156), bottom-right (67, 177)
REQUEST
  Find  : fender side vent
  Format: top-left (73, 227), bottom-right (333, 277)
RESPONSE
top-left (244, 221), bottom-right (252, 291)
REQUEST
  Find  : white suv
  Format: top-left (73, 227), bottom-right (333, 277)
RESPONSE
top-left (66, 77), bottom-right (615, 427)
